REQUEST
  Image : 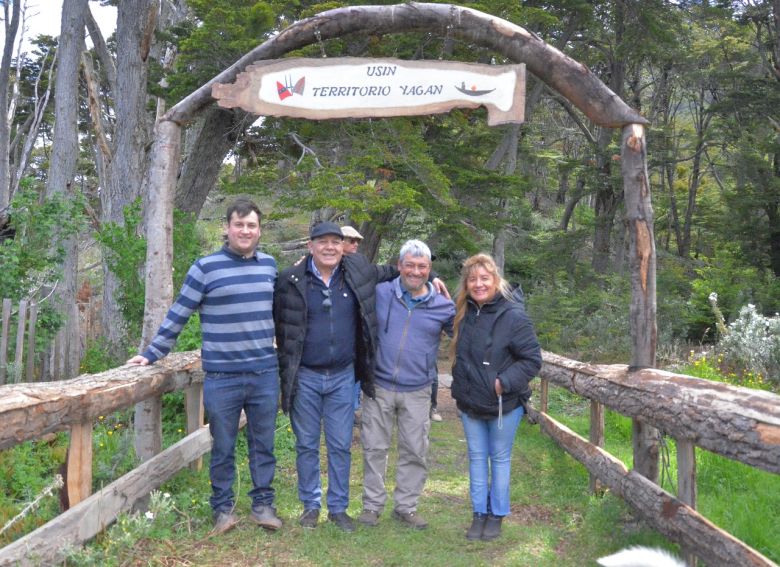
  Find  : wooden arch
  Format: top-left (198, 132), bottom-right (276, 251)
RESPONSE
top-left (141, 2), bottom-right (657, 474)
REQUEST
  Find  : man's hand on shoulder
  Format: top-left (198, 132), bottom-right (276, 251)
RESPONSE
top-left (432, 277), bottom-right (451, 300)
top-left (126, 355), bottom-right (150, 366)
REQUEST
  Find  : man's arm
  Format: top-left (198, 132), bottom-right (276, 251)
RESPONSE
top-left (126, 263), bottom-right (205, 365)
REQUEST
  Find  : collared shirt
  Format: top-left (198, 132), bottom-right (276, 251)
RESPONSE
top-left (309, 256), bottom-right (341, 287)
top-left (401, 282), bottom-right (433, 310)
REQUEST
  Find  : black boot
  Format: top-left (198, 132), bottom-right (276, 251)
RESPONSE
top-left (465, 512), bottom-right (487, 540)
top-left (481, 514), bottom-right (503, 541)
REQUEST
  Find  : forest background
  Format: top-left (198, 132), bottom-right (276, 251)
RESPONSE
top-left (1, 0), bottom-right (779, 563)
top-left (2, 0), bottom-right (778, 383)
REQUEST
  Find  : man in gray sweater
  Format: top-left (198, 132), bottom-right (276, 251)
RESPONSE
top-left (358, 240), bottom-right (454, 530)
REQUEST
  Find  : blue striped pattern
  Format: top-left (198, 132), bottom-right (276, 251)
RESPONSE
top-left (142, 246), bottom-right (277, 373)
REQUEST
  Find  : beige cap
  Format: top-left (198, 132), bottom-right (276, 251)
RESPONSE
top-left (340, 226), bottom-right (364, 240)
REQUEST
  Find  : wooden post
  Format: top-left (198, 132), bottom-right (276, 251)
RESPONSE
top-left (185, 382), bottom-right (204, 471)
top-left (589, 400), bottom-right (605, 493)
top-left (622, 123), bottom-right (659, 484)
top-left (14, 300), bottom-right (27, 384)
top-left (677, 438), bottom-right (698, 567)
top-left (540, 377), bottom-right (549, 414)
top-left (66, 421), bottom-right (93, 507)
top-left (135, 119), bottom-right (181, 466)
top-left (0, 298), bottom-right (11, 384)
top-left (26, 303), bottom-right (38, 382)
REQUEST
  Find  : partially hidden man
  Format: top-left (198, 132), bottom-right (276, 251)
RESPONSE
top-left (126, 198), bottom-right (282, 536)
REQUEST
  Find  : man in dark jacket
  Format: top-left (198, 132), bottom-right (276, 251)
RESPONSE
top-left (273, 222), bottom-right (396, 532)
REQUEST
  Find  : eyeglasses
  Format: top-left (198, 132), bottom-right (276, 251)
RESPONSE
top-left (321, 289), bottom-right (332, 310)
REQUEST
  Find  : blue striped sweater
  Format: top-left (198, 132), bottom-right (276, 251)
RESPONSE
top-left (142, 245), bottom-right (278, 374)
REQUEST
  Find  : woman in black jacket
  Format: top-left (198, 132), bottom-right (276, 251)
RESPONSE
top-left (451, 254), bottom-right (542, 542)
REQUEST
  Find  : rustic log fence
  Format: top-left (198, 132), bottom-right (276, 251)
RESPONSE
top-left (0, 350), bottom-right (778, 566)
top-left (534, 352), bottom-right (779, 567)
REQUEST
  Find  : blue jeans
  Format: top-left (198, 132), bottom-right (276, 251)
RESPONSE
top-left (460, 405), bottom-right (524, 517)
top-left (203, 370), bottom-right (279, 513)
top-left (353, 381), bottom-right (362, 411)
top-left (291, 365), bottom-right (355, 513)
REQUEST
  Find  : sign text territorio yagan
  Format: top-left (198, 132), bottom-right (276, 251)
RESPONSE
top-left (212, 58), bottom-right (526, 126)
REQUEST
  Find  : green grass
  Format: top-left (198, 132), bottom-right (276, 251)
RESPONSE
top-left (70, 400), bottom-right (677, 566)
top-left (543, 385), bottom-right (780, 565)
top-left (5, 383), bottom-right (778, 565)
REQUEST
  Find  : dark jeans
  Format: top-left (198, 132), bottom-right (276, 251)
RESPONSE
top-left (203, 370), bottom-right (279, 513)
top-left (430, 373), bottom-right (439, 409)
top-left (291, 365), bottom-right (355, 513)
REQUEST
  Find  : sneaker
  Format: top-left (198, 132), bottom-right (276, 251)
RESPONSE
top-left (299, 508), bottom-right (320, 529)
top-left (430, 408), bottom-right (443, 422)
top-left (251, 504), bottom-right (282, 531)
top-left (357, 509), bottom-right (380, 527)
top-left (327, 511), bottom-right (356, 532)
top-left (392, 509), bottom-right (428, 530)
top-left (211, 511), bottom-right (239, 536)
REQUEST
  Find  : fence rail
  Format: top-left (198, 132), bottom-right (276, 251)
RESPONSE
top-left (0, 350), bottom-right (778, 566)
top-left (534, 351), bottom-right (779, 567)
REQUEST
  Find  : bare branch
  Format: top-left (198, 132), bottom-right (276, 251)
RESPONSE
top-left (289, 132), bottom-right (323, 167)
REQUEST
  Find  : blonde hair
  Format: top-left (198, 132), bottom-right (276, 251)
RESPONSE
top-left (451, 253), bottom-right (513, 351)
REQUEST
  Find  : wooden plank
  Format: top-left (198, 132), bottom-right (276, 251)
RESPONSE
top-left (529, 408), bottom-right (778, 567)
top-left (0, 423), bottom-right (215, 566)
top-left (0, 350), bottom-right (203, 450)
top-left (185, 382), bottom-right (204, 471)
top-left (134, 397), bottom-right (162, 463)
top-left (589, 400), bottom-right (605, 493)
top-left (0, 298), bottom-right (11, 385)
top-left (678, 439), bottom-right (698, 567)
top-left (66, 422), bottom-right (93, 507)
top-left (13, 300), bottom-right (27, 383)
top-left (25, 303), bottom-right (37, 382)
top-left (539, 351), bottom-right (780, 475)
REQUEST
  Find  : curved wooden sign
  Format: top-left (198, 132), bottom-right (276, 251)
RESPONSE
top-left (212, 57), bottom-right (525, 126)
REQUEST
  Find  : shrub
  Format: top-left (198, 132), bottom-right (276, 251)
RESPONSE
top-left (718, 304), bottom-right (780, 385)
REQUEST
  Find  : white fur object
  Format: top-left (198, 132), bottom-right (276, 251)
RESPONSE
top-left (597, 546), bottom-right (686, 567)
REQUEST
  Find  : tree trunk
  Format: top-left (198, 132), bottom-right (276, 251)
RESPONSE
top-left (135, 119), bottom-right (181, 463)
top-left (622, 123), bottom-right (659, 483)
top-left (45, 0), bottom-right (88, 379)
top-left (560, 177), bottom-right (585, 231)
top-left (175, 107), bottom-right (248, 216)
top-left (0, 0), bottom-right (21, 218)
top-left (100, 0), bottom-right (160, 357)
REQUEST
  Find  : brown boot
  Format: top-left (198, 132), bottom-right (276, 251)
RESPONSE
top-left (481, 514), bottom-right (503, 541)
top-left (465, 512), bottom-right (487, 540)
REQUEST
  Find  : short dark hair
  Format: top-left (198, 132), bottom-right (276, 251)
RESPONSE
top-left (226, 198), bottom-right (262, 224)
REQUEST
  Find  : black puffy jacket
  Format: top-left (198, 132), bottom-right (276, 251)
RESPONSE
top-left (451, 294), bottom-right (542, 419)
top-left (273, 253), bottom-right (396, 413)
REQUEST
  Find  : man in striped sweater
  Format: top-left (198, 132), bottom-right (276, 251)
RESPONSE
top-left (126, 198), bottom-right (281, 535)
